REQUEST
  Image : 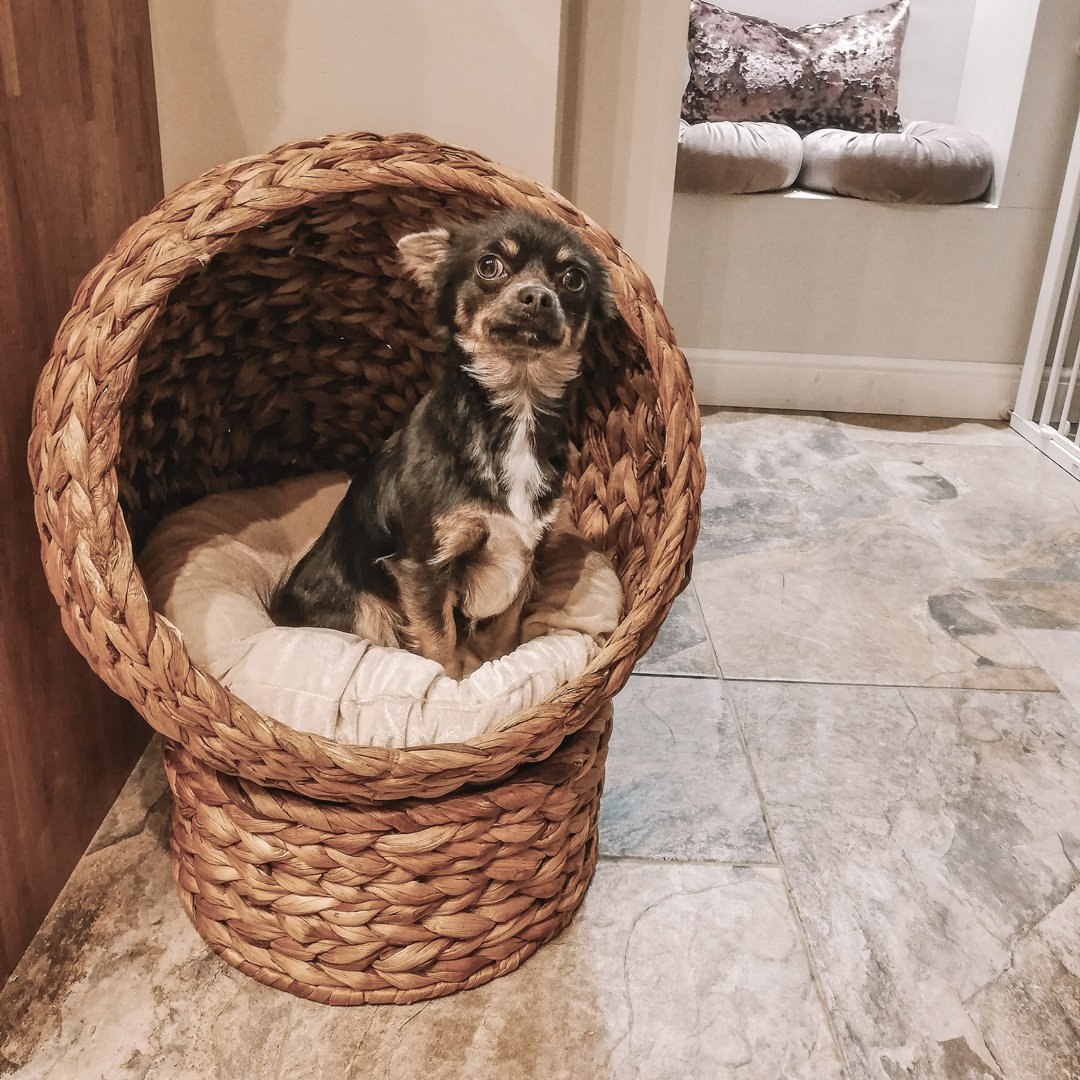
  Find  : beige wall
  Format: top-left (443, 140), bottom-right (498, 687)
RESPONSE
top-left (149, 0), bottom-right (564, 192)
top-left (149, 0), bottom-right (687, 293)
top-left (556, 0), bottom-right (688, 294)
top-left (667, 195), bottom-right (1055, 364)
top-left (955, 0), bottom-right (1041, 203)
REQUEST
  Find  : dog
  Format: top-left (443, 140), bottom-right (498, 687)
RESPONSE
top-left (269, 210), bottom-right (615, 677)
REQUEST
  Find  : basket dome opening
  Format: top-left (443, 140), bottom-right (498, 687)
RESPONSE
top-left (117, 184), bottom-right (668, 607)
top-left (29, 132), bottom-right (701, 809)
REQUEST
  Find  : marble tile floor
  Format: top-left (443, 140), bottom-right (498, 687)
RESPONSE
top-left (4, 409), bottom-right (1080, 1079)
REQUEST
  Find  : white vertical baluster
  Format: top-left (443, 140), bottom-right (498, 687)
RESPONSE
top-left (1038, 253), bottom-right (1080, 428)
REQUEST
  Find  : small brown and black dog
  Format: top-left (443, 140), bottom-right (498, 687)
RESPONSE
top-left (269, 210), bottom-right (614, 676)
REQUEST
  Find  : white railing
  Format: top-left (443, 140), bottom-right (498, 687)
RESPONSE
top-left (1012, 100), bottom-right (1080, 480)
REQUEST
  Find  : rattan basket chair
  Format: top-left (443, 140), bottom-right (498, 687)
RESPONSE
top-left (28, 132), bottom-right (703, 1005)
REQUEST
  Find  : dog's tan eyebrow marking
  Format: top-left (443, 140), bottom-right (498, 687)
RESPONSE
top-left (555, 246), bottom-right (575, 263)
top-left (499, 237), bottom-right (520, 257)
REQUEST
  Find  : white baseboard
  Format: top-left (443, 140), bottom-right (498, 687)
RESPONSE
top-left (684, 348), bottom-right (1022, 420)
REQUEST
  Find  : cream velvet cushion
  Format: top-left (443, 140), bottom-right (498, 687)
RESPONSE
top-left (676, 120), bottom-right (803, 194)
top-left (139, 473), bottom-right (623, 747)
top-left (799, 121), bottom-right (994, 204)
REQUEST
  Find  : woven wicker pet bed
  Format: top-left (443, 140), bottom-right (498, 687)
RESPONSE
top-left (28, 132), bottom-right (704, 1005)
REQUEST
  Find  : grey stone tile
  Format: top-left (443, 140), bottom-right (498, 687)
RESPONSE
top-left (859, 439), bottom-right (1080, 582)
top-left (729, 680), bottom-right (1080, 1080)
top-left (599, 676), bottom-right (772, 862)
top-left (85, 735), bottom-right (166, 855)
top-left (696, 417), bottom-right (1079, 690)
top-left (697, 409), bottom-right (893, 563)
top-left (634, 584), bottom-right (720, 677)
top-left (271, 861), bottom-right (844, 1080)
top-left (694, 522), bottom-right (1055, 689)
top-left (700, 410), bottom-right (858, 491)
top-left (0, 787), bottom-right (298, 1080)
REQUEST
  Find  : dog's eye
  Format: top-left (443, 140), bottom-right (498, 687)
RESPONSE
top-left (476, 255), bottom-right (505, 280)
top-left (561, 267), bottom-right (587, 292)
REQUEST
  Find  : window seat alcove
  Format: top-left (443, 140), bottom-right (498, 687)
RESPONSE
top-left (663, 0), bottom-right (1080, 419)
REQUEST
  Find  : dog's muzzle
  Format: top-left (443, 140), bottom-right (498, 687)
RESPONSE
top-left (490, 282), bottom-right (566, 346)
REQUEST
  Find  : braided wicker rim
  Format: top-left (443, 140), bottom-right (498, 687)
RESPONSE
top-left (28, 131), bottom-right (703, 803)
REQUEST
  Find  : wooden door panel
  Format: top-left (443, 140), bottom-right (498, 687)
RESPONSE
top-left (0, 0), bottom-right (162, 979)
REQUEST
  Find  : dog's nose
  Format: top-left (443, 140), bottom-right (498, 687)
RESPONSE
top-left (516, 283), bottom-right (556, 310)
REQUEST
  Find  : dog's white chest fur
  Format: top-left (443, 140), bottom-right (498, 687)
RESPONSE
top-left (457, 409), bottom-right (560, 625)
top-left (501, 411), bottom-right (548, 538)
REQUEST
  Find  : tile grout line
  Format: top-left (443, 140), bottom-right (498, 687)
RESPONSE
top-left (595, 852), bottom-right (781, 869)
top-left (630, 669), bottom-right (722, 681)
top-left (633, 581), bottom-right (726, 680)
top-left (630, 667), bottom-right (1070, 698)
top-left (718, 674), bottom-right (1069, 695)
top-left (719, 680), bottom-right (856, 1080)
top-left (688, 578), bottom-right (726, 678)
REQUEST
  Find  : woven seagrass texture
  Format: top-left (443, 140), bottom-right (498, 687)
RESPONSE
top-left (165, 706), bottom-right (610, 1005)
top-left (28, 131), bottom-right (703, 803)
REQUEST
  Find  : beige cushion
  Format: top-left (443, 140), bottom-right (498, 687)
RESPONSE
top-left (676, 120), bottom-right (803, 194)
top-left (139, 473), bottom-right (624, 748)
top-left (799, 121), bottom-right (994, 204)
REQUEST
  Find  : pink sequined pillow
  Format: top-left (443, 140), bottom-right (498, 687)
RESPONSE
top-left (682, 0), bottom-right (910, 135)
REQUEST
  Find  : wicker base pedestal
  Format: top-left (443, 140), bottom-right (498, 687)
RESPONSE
top-left (164, 707), bottom-right (611, 1006)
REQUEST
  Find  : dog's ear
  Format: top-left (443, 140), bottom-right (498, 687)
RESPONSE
top-left (397, 228), bottom-right (451, 291)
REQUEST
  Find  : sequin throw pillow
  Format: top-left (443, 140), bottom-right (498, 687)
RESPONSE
top-left (682, 0), bottom-right (910, 135)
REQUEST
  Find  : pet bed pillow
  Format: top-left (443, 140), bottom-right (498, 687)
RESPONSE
top-left (799, 121), bottom-right (994, 203)
top-left (675, 119), bottom-right (803, 194)
top-left (682, 0), bottom-right (910, 135)
top-left (139, 473), bottom-right (624, 748)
